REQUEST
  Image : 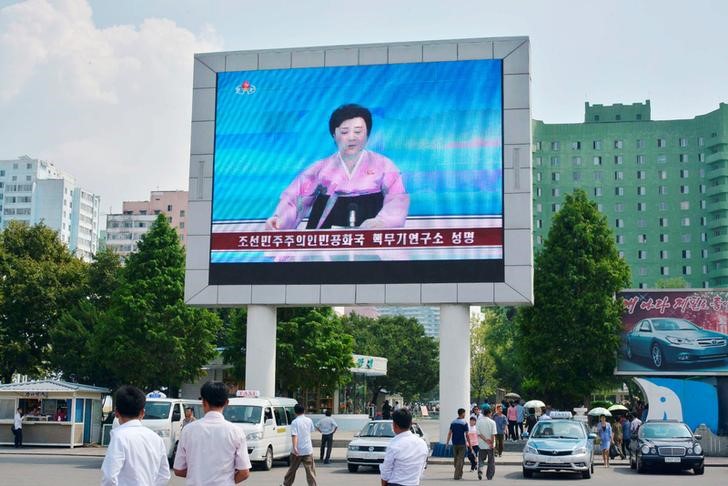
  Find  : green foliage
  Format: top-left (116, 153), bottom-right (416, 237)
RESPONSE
top-left (470, 311), bottom-right (496, 402)
top-left (219, 308), bottom-right (248, 381)
top-left (276, 307), bottom-right (354, 394)
top-left (516, 190), bottom-right (631, 408)
top-left (342, 313), bottom-right (439, 400)
top-left (654, 277), bottom-right (689, 289)
top-left (0, 222), bottom-right (86, 382)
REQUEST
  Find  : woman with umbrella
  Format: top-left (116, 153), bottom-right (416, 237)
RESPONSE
top-left (597, 414), bottom-right (613, 468)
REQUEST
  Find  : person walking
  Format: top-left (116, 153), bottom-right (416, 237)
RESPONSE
top-left (380, 408), bottom-right (428, 486)
top-left (445, 408), bottom-right (470, 480)
top-left (316, 409), bottom-right (338, 464)
top-left (476, 404), bottom-right (497, 481)
top-left (506, 402), bottom-right (518, 441)
top-left (12, 407), bottom-right (23, 448)
top-left (622, 414), bottom-right (633, 459)
top-left (466, 415), bottom-right (479, 472)
top-left (101, 385), bottom-right (170, 486)
top-left (173, 382), bottom-right (250, 485)
top-left (597, 414), bottom-right (613, 468)
top-left (516, 401), bottom-right (525, 439)
top-left (612, 416), bottom-right (624, 460)
top-left (181, 407), bottom-right (196, 430)
top-left (492, 405), bottom-right (507, 457)
top-left (382, 400), bottom-right (392, 420)
top-left (283, 404), bottom-right (317, 486)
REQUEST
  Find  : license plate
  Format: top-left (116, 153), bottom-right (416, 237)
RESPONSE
top-left (664, 457), bottom-right (681, 463)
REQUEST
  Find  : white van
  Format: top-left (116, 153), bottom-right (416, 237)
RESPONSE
top-left (141, 398), bottom-right (203, 461)
top-left (224, 397), bottom-right (298, 470)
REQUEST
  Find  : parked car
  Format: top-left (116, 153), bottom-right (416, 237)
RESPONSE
top-left (630, 419), bottom-right (704, 474)
top-left (521, 412), bottom-right (595, 479)
top-left (346, 420), bottom-right (430, 472)
top-left (623, 318), bottom-right (728, 369)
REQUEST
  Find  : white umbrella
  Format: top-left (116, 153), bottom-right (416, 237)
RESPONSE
top-left (504, 392), bottom-right (521, 400)
top-left (608, 404), bottom-right (629, 413)
top-left (524, 400), bottom-right (545, 409)
top-left (588, 407), bottom-right (612, 417)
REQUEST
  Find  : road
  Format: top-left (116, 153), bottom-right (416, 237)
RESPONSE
top-left (0, 454), bottom-right (722, 485)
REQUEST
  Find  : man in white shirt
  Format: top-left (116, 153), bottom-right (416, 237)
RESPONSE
top-left (315, 409), bottom-right (338, 464)
top-left (476, 404), bottom-right (497, 481)
top-left (283, 404), bottom-right (317, 486)
top-left (380, 408), bottom-right (428, 486)
top-left (101, 385), bottom-right (170, 486)
top-left (12, 407), bottom-right (23, 448)
top-left (173, 382), bottom-right (251, 485)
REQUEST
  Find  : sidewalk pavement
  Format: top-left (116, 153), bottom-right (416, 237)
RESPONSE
top-left (2, 445), bottom-right (727, 467)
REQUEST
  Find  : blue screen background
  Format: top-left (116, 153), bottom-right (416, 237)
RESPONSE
top-left (213, 59), bottom-right (503, 222)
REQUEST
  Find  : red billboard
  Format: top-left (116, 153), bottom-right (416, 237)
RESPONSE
top-left (617, 290), bottom-right (728, 375)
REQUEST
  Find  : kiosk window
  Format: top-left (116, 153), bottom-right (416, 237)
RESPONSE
top-left (0, 399), bottom-right (14, 419)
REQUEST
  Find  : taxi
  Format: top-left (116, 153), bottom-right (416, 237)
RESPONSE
top-left (521, 411), bottom-right (596, 479)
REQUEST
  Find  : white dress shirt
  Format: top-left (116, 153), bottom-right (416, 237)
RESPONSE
top-left (290, 415), bottom-right (315, 456)
top-left (476, 416), bottom-right (497, 449)
top-left (379, 430), bottom-right (428, 486)
top-left (173, 410), bottom-right (251, 486)
top-left (14, 412), bottom-right (22, 429)
top-left (316, 416), bottom-right (338, 435)
top-left (101, 419), bottom-right (170, 486)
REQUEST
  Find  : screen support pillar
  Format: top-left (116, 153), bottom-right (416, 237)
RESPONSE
top-left (438, 304), bottom-right (471, 442)
top-left (245, 305), bottom-right (277, 397)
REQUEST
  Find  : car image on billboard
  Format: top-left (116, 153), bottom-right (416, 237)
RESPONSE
top-left (617, 290), bottom-right (728, 375)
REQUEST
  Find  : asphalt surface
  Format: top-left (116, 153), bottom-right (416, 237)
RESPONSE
top-left (0, 453), bottom-right (724, 485)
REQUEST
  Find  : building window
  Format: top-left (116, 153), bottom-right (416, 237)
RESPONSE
top-left (615, 115), bottom-right (622, 121)
top-left (593, 156), bottom-right (602, 165)
top-left (535, 141), bottom-right (542, 151)
top-left (616, 234), bottom-right (624, 244)
top-left (636, 155), bottom-right (646, 164)
top-left (680, 169), bottom-right (689, 178)
top-left (699, 136), bottom-right (704, 146)
top-left (638, 234), bottom-right (647, 244)
top-left (551, 156), bottom-right (560, 166)
top-left (551, 172), bottom-right (560, 181)
top-left (536, 172), bottom-right (542, 182)
top-left (680, 154), bottom-right (689, 163)
top-left (551, 141), bottom-right (560, 150)
top-left (552, 188), bottom-right (560, 197)
top-left (682, 250), bottom-right (691, 259)
top-left (638, 250), bottom-right (647, 260)
top-left (659, 186), bottom-right (668, 195)
top-left (615, 155), bottom-right (623, 165)
top-left (659, 217), bottom-right (668, 227)
top-left (679, 137), bottom-right (688, 148)
top-left (593, 140), bottom-right (602, 150)
top-left (535, 187), bottom-right (542, 197)
top-left (638, 186), bottom-right (646, 196)
top-left (657, 154), bottom-right (667, 164)
top-left (681, 217), bottom-right (690, 227)
top-left (658, 170), bottom-right (667, 180)
top-left (179, 222), bottom-right (185, 229)
top-left (701, 216), bottom-right (707, 226)
top-left (536, 235), bottom-right (543, 245)
top-left (699, 153), bottom-right (705, 162)
top-left (657, 138), bottom-right (667, 148)
top-left (660, 234), bottom-right (669, 243)
top-left (571, 141), bottom-right (582, 150)
top-left (701, 232), bottom-right (708, 242)
top-left (615, 219), bottom-right (624, 228)
top-left (594, 171), bottom-right (602, 181)
top-left (637, 170), bottom-right (646, 180)
top-left (594, 187), bottom-right (603, 197)
top-left (615, 171), bottom-right (624, 180)
top-left (614, 140), bottom-right (623, 149)
top-left (536, 219), bottom-right (542, 229)
top-left (638, 202), bottom-right (647, 211)
top-left (681, 233), bottom-right (691, 242)
top-left (660, 250), bottom-right (669, 259)
top-left (680, 201), bottom-right (690, 210)
top-left (702, 249), bottom-right (709, 258)
top-left (552, 203), bottom-right (560, 212)
top-left (615, 187), bottom-right (624, 196)
top-left (700, 200), bottom-right (706, 209)
top-left (683, 266), bottom-right (692, 276)
top-left (638, 219), bottom-right (647, 228)
top-left (167, 204), bottom-right (173, 211)
top-left (636, 139), bottom-right (645, 149)
top-left (680, 185), bottom-right (689, 194)
top-left (535, 157), bottom-right (542, 166)
top-left (661, 266), bottom-right (670, 276)
top-left (572, 156), bottom-right (582, 166)
top-left (573, 171), bottom-right (581, 182)
top-left (615, 203), bottom-right (624, 212)
top-left (536, 203), bottom-right (542, 213)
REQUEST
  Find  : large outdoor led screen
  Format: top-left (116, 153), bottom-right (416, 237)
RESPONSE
top-left (210, 59), bottom-right (504, 285)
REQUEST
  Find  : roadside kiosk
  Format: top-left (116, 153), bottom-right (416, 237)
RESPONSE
top-left (0, 380), bottom-right (109, 447)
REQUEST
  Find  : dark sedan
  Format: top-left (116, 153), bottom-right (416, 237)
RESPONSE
top-left (623, 317), bottom-right (728, 369)
top-left (630, 420), bottom-right (704, 474)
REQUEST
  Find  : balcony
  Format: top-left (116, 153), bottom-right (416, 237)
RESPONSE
top-left (706, 150), bottom-right (728, 164)
top-left (707, 183), bottom-right (728, 198)
top-left (707, 166), bottom-right (728, 180)
top-left (707, 200), bottom-right (728, 212)
top-left (709, 233), bottom-right (728, 246)
top-left (709, 250), bottom-right (728, 263)
top-left (708, 267), bottom-right (728, 280)
top-left (708, 217), bottom-right (728, 230)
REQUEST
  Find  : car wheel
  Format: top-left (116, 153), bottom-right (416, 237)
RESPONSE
top-left (591, 460), bottom-right (595, 474)
top-left (582, 468), bottom-right (591, 479)
top-left (694, 464), bottom-right (704, 475)
top-left (650, 342), bottom-right (664, 368)
top-left (347, 463), bottom-right (359, 473)
top-left (262, 446), bottom-right (273, 471)
top-left (284, 453), bottom-right (291, 466)
top-left (522, 467), bottom-right (533, 478)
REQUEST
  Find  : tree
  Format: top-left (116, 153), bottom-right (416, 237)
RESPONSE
top-left (516, 190), bottom-right (631, 408)
top-left (342, 313), bottom-right (439, 401)
top-left (94, 214), bottom-right (222, 390)
top-left (470, 311), bottom-right (496, 402)
top-left (0, 222), bottom-right (86, 382)
top-left (654, 277), bottom-right (689, 289)
top-left (48, 248), bottom-right (123, 385)
top-left (219, 308), bottom-right (248, 381)
top-left (276, 307), bottom-right (354, 396)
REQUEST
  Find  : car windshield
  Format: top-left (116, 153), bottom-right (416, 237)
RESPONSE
top-left (224, 405), bottom-right (262, 424)
top-left (531, 421), bottom-right (585, 439)
top-left (640, 423), bottom-right (693, 439)
top-left (359, 422), bottom-right (395, 438)
top-left (652, 319), bottom-right (698, 331)
top-left (143, 402), bottom-right (171, 420)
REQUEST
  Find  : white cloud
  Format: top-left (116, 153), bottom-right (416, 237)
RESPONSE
top-left (0, 0), bottom-right (222, 213)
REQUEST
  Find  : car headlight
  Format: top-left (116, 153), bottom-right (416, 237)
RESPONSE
top-left (694, 444), bottom-right (702, 455)
top-left (666, 335), bottom-right (695, 345)
top-left (641, 445), bottom-right (651, 454)
top-left (156, 430), bottom-right (170, 438)
top-left (573, 447), bottom-right (587, 455)
top-left (524, 445), bottom-right (537, 455)
top-left (687, 447), bottom-right (693, 454)
top-left (348, 445), bottom-right (357, 451)
top-left (246, 432), bottom-right (263, 441)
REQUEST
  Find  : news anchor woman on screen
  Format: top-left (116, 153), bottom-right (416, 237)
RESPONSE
top-left (265, 104), bottom-right (409, 230)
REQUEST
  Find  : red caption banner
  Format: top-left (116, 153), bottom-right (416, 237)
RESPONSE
top-left (211, 227), bottom-right (503, 251)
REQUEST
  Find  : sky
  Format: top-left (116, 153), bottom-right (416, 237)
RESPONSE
top-left (1, 0), bottom-right (727, 214)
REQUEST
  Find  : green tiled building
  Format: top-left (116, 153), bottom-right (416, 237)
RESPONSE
top-left (532, 100), bottom-right (728, 288)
